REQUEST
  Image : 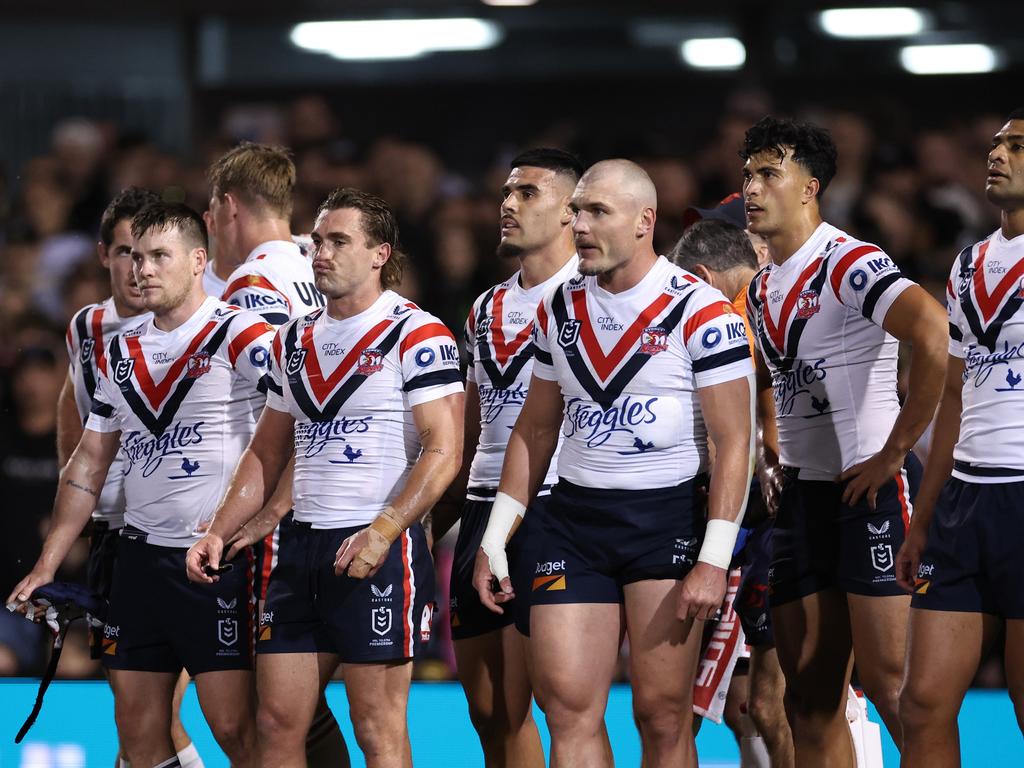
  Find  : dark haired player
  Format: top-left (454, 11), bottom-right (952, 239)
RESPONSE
top-left (741, 116), bottom-right (947, 765)
top-left (897, 108), bottom-right (1024, 767)
top-left (10, 202), bottom-right (273, 767)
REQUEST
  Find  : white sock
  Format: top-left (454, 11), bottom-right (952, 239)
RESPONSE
top-left (119, 760), bottom-right (130, 768)
top-left (176, 743), bottom-right (204, 768)
top-left (739, 735), bottom-right (771, 768)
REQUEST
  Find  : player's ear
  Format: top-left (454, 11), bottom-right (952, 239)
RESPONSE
top-left (192, 248), bottom-right (207, 275)
top-left (373, 242), bottom-right (392, 269)
top-left (636, 207), bottom-right (656, 238)
top-left (97, 241), bottom-right (110, 269)
top-left (693, 264), bottom-right (714, 286)
top-left (560, 196), bottom-right (574, 226)
top-left (803, 177), bottom-right (820, 204)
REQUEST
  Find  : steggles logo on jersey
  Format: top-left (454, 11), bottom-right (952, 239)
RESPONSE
top-left (771, 359), bottom-right (827, 416)
top-left (558, 319), bottom-right (581, 348)
top-left (563, 395), bottom-right (657, 448)
top-left (295, 417), bottom-right (373, 459)
top-left (639, 327), bottom-right (669, 355)
top-left (478, 382), bottom-right (528, 424)
top-left (185, 351), bottom-right (211, 379)
top-left (122, 421), bottom-right (205, 478)
top-left (114, 358), bottom-right (136, 385)
top-left (357, 349), bottom-right (385, 375)
top-left (964, 341), bottom-right (1024, 388)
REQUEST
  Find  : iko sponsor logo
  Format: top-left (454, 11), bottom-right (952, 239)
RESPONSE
top-left (771, 359), bottom-right (828, 417)
top-left (866, 256), bottom-right (897, 275)
top-left (122, 421), bottom-right (205, 478)
top-left (295, 416), bottom-right (372, 459)
top-left (244, 294), bottom-right (287, 310)
top-left (249, 346), bottom-right (269, 367)
top-left (563, 396), bottom-right (658, 448)
top-left (849, 269), bottom-right (869, 291)
top-left (440, 344), bottom-right (459, 364)
top-left (478, 382), bottom-right (528, 424)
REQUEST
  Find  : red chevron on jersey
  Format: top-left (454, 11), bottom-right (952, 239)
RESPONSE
top-left (229, 321), bottom-right (275, 365)
top-left (970, 240), bottom-right (1024, 323)
top-left (572, 289), bottom-right (674, 380)
top-left (300, 318), bottom-right (393, 403)
top-left (126, 320), bottom-right (219, 409)
top-left (488, 288), bottom-right (535, 366)
top-left (759, 257), bottom-right (824, 354)
top-left (399, 323), bottom-right (455, 360)
top-left (91, 306), bottom-right (108, 375)
top-left (830, 245), bottom-right (881, 302)
top-left (683, 301), bottom-right (736, 343)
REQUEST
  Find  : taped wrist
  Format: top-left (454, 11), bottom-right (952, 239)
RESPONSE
top-left (697, 519), bottom-right (740, 570)
top-left (479, 492), bottom-right (526, 582)
top-left (369, 507), bottom-right (405, 544)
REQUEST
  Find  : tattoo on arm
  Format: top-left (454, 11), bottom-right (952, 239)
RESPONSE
top-left (425, 448), bottom-right (445, 456)
top-left (65, 479), bottom-right (97, 497)
top-left (419, 427), bottom-right (433, 439)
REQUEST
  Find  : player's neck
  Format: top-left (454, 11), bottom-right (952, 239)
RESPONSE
top-left (766, 215), bottom-right (822, 266)
top-left (236, 221), bottom-right (293, 265)
top-left (153, 288), bottom-right (207, 332)
top-left (596, 249), bottom-right (659, 294)
top-left (723, 268), bottom-right (757, 300)
top-left (518, 242), bottom-right (575, 290)
top-left (110, 295), bottom-right (146, 320)
top-left (212, 258), bottom-right (235, 281)
top-left (1002, 208), bottom-right (1024, 240)
top-left (325, 285), bottom-right (385, 321)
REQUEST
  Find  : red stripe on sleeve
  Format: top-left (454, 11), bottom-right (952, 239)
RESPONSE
top-left (683, 302), bottom-right (733, 343)
top-left (466, 306), bottom-right (476, 334)
top-left (829, 245), bottom-right (881, 302)
top-left (399, 322), bottom-right (455, 359)
top-left (536, 301), bottom-right (549, 334)
top-left (229, 322), bottom-right (274, 366)
top-left (222, 274), bottom-right (292, 312)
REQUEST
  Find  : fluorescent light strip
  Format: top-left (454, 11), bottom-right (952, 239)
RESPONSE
top-left (481, 0), bottom-right (538, 5)
top-left (291, 19), bottom-right (503, 61)
top-left (900, 44), bottom-right (998, 74)
top-left (680, 37), bottom-right (746, 70)
top-left (818, 7), bottom-right (927, 39)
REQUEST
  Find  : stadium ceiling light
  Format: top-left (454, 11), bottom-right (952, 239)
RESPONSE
top-left (290, 19), bottom-right (503, 61)
top-left (899, 43), bottom-right (998, 74)
top-left (680, 37), bottom-right (746, 70)
top-left (481, 0), bottom-right (538, 6)
top-left (818, 7), bottom-right (928, 39)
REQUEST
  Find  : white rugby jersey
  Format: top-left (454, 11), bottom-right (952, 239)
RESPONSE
top-left (266, 291), bottom-right (464, 528)
top-left (202, 261), bottom-right (227, 298)
top-left (221, 240), bottom-right (325, 325)
top-left (66, 299), bottom-right (152, 527)
top-left (86, 298), bottom-right (275, 547)
top-left (946, 228), bottom-right (1024, 482)
top-left (745, 222), bottom-right (915, 480)
top-left (465, 256), bottom-right (579, 498)
top-left (533, 256), bottom-right (753, 490)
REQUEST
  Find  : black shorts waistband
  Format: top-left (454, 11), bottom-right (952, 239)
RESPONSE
top-left (554, 475), bottom-right (706, 501)
top-left (953, 460), bottom-right (1024, 478)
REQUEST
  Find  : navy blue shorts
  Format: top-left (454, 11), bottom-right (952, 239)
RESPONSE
top-left (770, 453), bottom-right (922, 606)
top-left (254, 512), bottom-right (293, 606)
top-left (258, 520), bottom-right (435, 663)
top-left (102, 528), bottom-right (255, 675)
top-left (530, 478), bottom-right (705, 606)
top-left (87, 520), bottom-right (121, 660)
top-left (737, 519), bottom-right (774, 647)
top-left (450, 495), bottom-right (547, 640)
top-left (912, 478), bottom-right (1024, 618)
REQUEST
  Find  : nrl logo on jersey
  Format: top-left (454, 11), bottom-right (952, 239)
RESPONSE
top-left (639, 327), bottom-right (669, 355)
top-left (796, 290), bottom-right (820, 319)
top-left (113, 358), bottom-right (136, 385)
top-left (475, 316), bottom-right (492, 339)
top-left (286, 349), bottom-right (307, 375)
top-left (186, 352), bottom-right (211, 379)
top-left (558, 319), bottom-right (581, 348)
top-left (958, 265), bottom-right (976, 295)
top-left (357, 348), bottom-right (384, 376)
top-left (80, 338), bottom-right (95, 364)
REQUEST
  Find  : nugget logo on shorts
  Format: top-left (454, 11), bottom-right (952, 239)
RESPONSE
top-left (533, 560), bottom-right (567, 591)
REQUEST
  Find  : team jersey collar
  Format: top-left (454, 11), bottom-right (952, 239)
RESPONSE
top-left (244, 239), bottom-right (303, 264)
top-left (589, 255), bottom-right (668, 301)
top-left (102, 297), bottom-right (151, 329)
top-left (320, 290), bottom-right (395, 330)
top-left (993, 227), bottom-right (1024, 248)
top-left (145, 296), bottom-right (220, 338)
top-left (514, 254), bottom-right (581, 299)
top-left (772, 222), bottom-right (838, 276)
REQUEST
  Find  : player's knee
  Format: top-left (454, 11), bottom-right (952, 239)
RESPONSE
top-left (783, 687), bottom-right (843, 734)
top-left (349, 699), bottom-right (405, 755)
top-left (747, 690), bottom-right (784, 735)
top-left (208, 709), bottom-right (256, 757)
top-left (899, 679), bottom-right (955, 735)
top-left (256, 700), bottom-right (303, 742)
top-left (633, 689), bottom-right (691, 744)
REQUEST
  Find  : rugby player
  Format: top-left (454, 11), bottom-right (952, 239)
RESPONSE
top-left (670, 216), bottom-right (793, 768)
top-left (203, 141), bottom-right (346, 766)
top-left (430, 148), bottom-right (580, 767)
top-left (897, 108), bottom-right (1024, 766)
top-left (185, 188), bottom-right (463, 768)
top-left (10, 202), bottom-right (274, 767)
top-left (475, 159), bottom-right (755, 767)
top-left (741, 116), bottom-right (947, 765)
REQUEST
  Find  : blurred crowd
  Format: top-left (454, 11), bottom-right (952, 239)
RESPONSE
top-left (0, 92), bottom-right (1009, 684)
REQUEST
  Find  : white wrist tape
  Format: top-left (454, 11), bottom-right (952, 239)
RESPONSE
top-left (698, 519), bottom-right (740, 570)
top-left (479, 492), bottom-right (526, 582)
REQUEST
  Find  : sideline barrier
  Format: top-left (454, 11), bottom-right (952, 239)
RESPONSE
top-left (0, 680), bottom-right (1018, 766)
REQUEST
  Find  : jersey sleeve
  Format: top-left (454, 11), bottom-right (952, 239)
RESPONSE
top-left (226, 312), bottom-right (277, 393)
top-left (945, 255), bottom-right (967, 359)
top-left (531, 292), bottom-right (557, 381)
top-left (221, 268), bottom-right (293, 326)
top-left (85, 361), bottom-right (122, 434)
top-left (265, 326), bottom-right (290, 412)
top-left (745, 271), bottom-right (767, 354)
top-left (398, 313), bottom-right (464, 407)
top-left (464, 304), bottom-right (477, 385)
top-left (681, 288), bottom-right (754, 388)
top-left (829, 244), bottom-right (915, 326)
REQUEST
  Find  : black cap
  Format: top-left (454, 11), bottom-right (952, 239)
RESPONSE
top-left (682, 192), bottom-right (745, 231)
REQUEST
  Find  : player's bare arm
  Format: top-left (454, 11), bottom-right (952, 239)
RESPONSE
top-left (222, 454), bottom-right (297, 561)
top-left (895, 355), bottom-right (965, 592)
top-left (335, 390), bottom-right (464, 578)
top-left (841, 285), bottom-right (948, 507)
top-left (56, 371), bottom-right (83, 468)
top-left (185, 405), bottom-right (296, 583)
top-left (474, 374), bottom-right (564, 613)
top-left (7, 428), bottom-right (121, 606)
top-left (428, 381), bottom-right (482, 544)
top-left (678, 374), bottom-right (755, 622)
top-left (753, 352), bottom-right (782, 515)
